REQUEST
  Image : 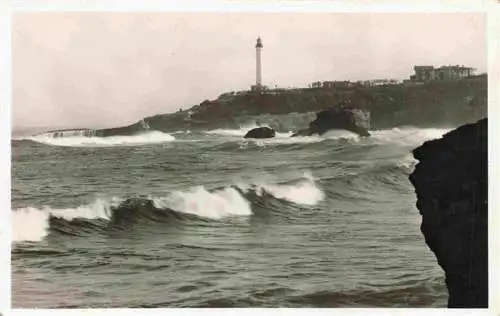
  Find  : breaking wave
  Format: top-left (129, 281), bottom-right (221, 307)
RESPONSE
top-left (205, 126), bottom-right (450, 149)
top-left (320, 127), bottom-right (450, 147)
top-left (18, 131), bottom-right (176, 147)
top-left (244, 173), bottom-right (325, 206)
top-left (12, 175), bottom-right (323, 243)
top-left (369, 127), bottom-right (450, 147)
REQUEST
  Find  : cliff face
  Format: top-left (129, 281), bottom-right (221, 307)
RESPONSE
top-left (409, 118), bottom-right (488, 308)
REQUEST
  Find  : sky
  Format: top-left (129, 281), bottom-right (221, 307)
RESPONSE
top-left (12, 12), bottom-right (487, 131)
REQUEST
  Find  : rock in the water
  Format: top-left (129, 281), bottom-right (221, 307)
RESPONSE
top-left (409, 118), bottom-right (487, 308)
top-left (243, 126), bottom-right (276, 139)
top-left (291, 106), bottom-right (371, 137)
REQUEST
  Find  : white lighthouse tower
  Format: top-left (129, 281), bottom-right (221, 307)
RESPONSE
top-left (255, 36), bottom-right (263, 90)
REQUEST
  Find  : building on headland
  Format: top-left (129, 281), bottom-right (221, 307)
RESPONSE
top-left (309, 79), bottom-right (400, 89)
top-left (246, 37), bottom-right (477, 93)
top-left (310, 81), bottom-right (353, 89)
top-left (310, 80), bottom-right (354, 89)
top-left (411, 65), bottom-right (476, 82)
top-left (358, 79), bottom-right (400, 87)
top-left (311, 81), bottom-right (322, 88)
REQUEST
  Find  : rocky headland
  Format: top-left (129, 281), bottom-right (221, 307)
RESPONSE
top-left (409, 118), bottom-right (488, 308)
top-left (42, 75), bottom-right (486, 138)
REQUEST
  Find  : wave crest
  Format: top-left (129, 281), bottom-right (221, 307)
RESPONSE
top-left (12, 175), bottom-right (324, 243)
top-left (253, 174), bottom-right (324, 206)
top-left (152, 186), bottom-right (252, 219)
top-left (369, 127), bottom-right (450, 147)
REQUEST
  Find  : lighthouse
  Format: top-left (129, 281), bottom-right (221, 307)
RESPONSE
top-left (255, 37), bottom-right (263, 89)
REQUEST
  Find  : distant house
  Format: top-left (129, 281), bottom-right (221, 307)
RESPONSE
top-left (370, 79), bottom-right (390, 86)
top-left (251, 84), bottom-right (269, 91)
top-left (311, 81), bottom-right (322, 88)
top-left (414, 66), bottom-right (436, 81)
top-left (412, 65), bottom-right (476, 82)
top-left (309, 80), bottom-right (352, 89)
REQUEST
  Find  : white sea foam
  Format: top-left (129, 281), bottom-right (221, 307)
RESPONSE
top-left (152, 186), bottom-right (253, 219)
top-left (12, 208), bottom-right (51, 242)
top-left (21, 131), bottom-right (176, 147)
top-left (12, 198), bottom-right (117, 242)
top-left (205, 128), bottom-right (249, 137)
top-left (369, 127), bottom-right (450, 147)
top-left (204, 126), bottom-right (258, 137)
top-left (303, 127), bottom-right (448, 146)
top-left (204, 122), bottom-right (283, 137)
top-left (207, 125), bottom-right (450, 147)
top-left (254, 127), bottom-right (449, 147)
top-left (255, 174), bottom-right (325, 205)
top-left (397, 154), bottom-right (418, 171)
top-left (321, 130), bottom-right (361, 140)
top-left (239, 129), bottom-right (364, 147)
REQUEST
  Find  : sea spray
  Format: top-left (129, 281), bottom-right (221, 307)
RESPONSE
top-left (152, 186), bottom-right (252, 219)
top-left (12, 208), bottom-right (51, 242)
top-left (255, 175), bottom-right (325, 206)
top-left (369, 127), bottom-right (450, 147)
top-left (12, 199), bottom-right (119, 242)
top-left (204, 122), bottom-right (272, 137)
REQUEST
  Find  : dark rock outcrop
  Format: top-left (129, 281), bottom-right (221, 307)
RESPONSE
top-left (292, 106), bottom-right (371, 137)
top-left (409, 118), bottom-right (487, 308)
top-left (243, 127), bottom-right (276, 139)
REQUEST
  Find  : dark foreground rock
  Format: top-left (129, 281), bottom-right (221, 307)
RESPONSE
top-left (291, 106), bottom-right (371, 137)
top-left (409, 118), bottom-right (487, 308)
top-left (243, 126), bottom-right (276, 139)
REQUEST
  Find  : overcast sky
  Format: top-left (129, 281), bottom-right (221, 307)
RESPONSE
top-left (12, 12), bottom-right (486, 130)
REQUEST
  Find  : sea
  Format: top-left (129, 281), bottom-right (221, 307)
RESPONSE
top-left (11, 121), bottom-right (450, 308)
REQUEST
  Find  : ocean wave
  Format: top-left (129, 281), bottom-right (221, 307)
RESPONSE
top-left (142, 276), bottom-right (446, 307)
top-left (12, 198), bottom-right (119, 242)
top-left (152, 186), bottom-right (252, 219)
top-left (368, 127), bottom-right (450, 147)
top-left (264, 127), bottom-right (448, 150)
top-left (205, 128), bottom-right (356, 148)
top-left (204, 125), bottom-right (448, 149)
top-left (249, 173), bottom-right (324, 206)
top-left (12, 175), bottom-right (323, 243)
top-left (397, 154), bottom-right (418, 171)
top-left (309, 127), bottom-right (449, 148)
top-left (282, 277), bottom-right (446, 307)
top-left (17, 131), bottom-right (176, 147)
